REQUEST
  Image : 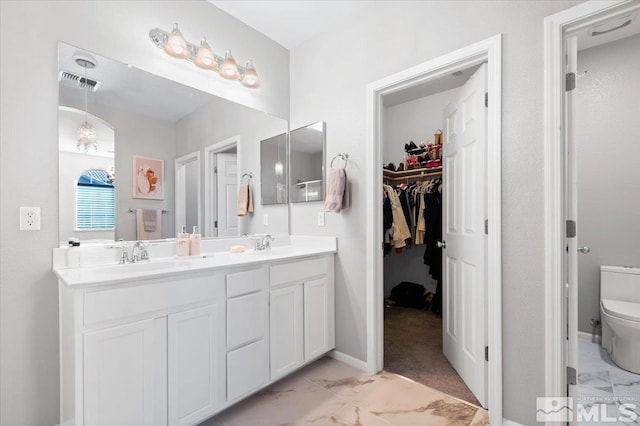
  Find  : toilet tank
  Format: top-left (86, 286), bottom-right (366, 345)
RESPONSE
top-left (601, 265), bottom-right (640, 303)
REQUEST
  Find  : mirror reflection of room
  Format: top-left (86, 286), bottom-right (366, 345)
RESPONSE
top-left (57, 42), bottom-right (288, 245)
top-left (260, 133), bottom-right (288, 205)
top-left (289, 122), bottom-right (325, 203)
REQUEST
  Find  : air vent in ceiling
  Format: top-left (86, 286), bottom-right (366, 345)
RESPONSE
top-left (58, 70), bottom-right (102, 92)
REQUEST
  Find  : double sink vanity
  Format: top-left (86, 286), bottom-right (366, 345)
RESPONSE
top-left (54, 236), bottom-right (336, 426)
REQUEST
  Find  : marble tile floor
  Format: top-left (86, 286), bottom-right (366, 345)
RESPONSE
top-left (201, 357), bottom-right (489, 426)
top-left (578, 338), bottom-right (640, 425)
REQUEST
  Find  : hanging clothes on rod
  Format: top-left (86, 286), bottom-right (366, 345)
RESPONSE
top-left (383, 183), bottom-right (411, 250)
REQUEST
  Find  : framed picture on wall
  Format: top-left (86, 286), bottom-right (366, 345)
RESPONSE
top-left (132, 155), bottom-right (164, 200)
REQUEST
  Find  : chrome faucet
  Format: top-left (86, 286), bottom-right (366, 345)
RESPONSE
top-left (131, 241), bottom-right (150, 263)
top-left (118, 239), bottom-right (130, 264)
top-left (249, 234), bottom-right (275, 251)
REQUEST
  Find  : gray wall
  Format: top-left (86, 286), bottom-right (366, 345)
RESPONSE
top-left (576, 34), bottom-right (640, 334)
top-left (288, 1), bottom-right (580, 424)
top-left (0, 2), bottom-right (289, 424)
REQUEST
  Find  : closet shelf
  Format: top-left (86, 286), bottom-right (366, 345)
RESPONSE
top-left (383, 167), bottom-right (442, 182)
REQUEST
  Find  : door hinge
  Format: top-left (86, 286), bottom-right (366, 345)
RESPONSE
top-left (566, 72), bottom-right (576, 92)
top-left (566, 220), bottom-right (576, 238)
top-left (214, 166), bottom-right (218, 174)
top-left (485, 346), bottom-right (489, 362)
top-left (484, 92), bottom-right (488, 107)
top-left (567, 366), bottom-right (577, 385)
top-left (214, 220), bottom-right (218, 228)
top-left (484, 219), bottom-right (488, 235)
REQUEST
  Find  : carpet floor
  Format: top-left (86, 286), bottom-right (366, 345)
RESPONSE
top-left (383, 305), bottom-right (482, 407)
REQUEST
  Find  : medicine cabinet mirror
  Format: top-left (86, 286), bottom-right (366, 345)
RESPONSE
top-left (260, 133), bottom-right (288, 205)
top-left (289, 121), bottom-right (326, 203)
top-left (57, 42), bottom-right (288, 244)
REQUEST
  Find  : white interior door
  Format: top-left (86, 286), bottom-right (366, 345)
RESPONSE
top-left (565, 35), bottom-right (579, 408)
top-left (442, 63), bottom-right (488, 407)
top-left (216, 153), bottom-right (238, 237)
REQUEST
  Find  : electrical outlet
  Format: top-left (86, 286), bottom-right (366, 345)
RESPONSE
top-left (263, 214), bottom-right (269, 226)
top-left (318, 211), bottom-right (325, 227)
top-left (20, 207), bottom-right (41, 230)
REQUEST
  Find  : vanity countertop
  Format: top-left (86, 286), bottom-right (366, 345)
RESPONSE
top-left (54, 238), bottom-right (336, 288)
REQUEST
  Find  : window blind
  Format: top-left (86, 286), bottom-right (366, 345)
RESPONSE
top-left (76, 170), bottom-right (115, 230)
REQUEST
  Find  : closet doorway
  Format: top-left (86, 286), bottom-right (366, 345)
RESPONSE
top-left (382, 62), bottom-right (486, 407)
top-left (366, 35), bottom-right (502, 423)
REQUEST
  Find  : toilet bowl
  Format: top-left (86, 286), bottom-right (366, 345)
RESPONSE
top-left (600, 265), bottom-right (640, 374)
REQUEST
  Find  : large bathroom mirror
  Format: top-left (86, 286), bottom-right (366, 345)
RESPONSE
top-left (260, 133), bottom-right (288, 205)
top-left (57, 42), bottom-right (288, 244)
top-left (289, 122), bottom-right (326, 203)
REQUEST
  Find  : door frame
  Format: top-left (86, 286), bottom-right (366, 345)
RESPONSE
top-left (543, 0), bottom-right (639, 406)
top-left (365, 34), bottom-right (502, 422)
top-left (204, 135), bottom-right (241, 238)
top-left (175, 150), bottom-right (201, 235)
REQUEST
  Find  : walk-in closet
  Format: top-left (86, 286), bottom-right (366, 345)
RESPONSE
top-left (381, 63), bottom-right (487, 407)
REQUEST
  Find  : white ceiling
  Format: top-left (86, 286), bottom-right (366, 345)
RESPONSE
top-left (58, 43), bottom-right (214, 123)
top-left (209, 0), bottom-right (374, 50)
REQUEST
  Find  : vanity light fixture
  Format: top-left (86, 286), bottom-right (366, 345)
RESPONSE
top-left (76, 56), bottom-right (98, 152)
top-left (149, 24), bottom-right (260, 88)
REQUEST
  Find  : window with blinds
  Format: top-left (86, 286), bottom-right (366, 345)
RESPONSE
top-left (76, 169), bottom-right (115, 230)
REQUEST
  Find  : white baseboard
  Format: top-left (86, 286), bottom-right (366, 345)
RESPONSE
top-left (327, 350), bottom-right (369, 372)
top-left (502, 419), bottom-right (525, 426)
top-left (578, 331), bottom-right (602, 343)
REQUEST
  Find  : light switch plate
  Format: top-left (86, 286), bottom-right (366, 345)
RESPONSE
top-left (263, 214), bottom-right (269, 226)
top-left (20, 206), bottom-right (41, 230)
top-left (318, 212), bottom-right (325, 227)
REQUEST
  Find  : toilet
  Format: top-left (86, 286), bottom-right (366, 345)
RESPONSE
top-left (600, 265), bottom-right (640, 374)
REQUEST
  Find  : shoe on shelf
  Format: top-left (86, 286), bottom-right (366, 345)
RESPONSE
top-left (407, 141), bottom-right (418, 151)
top-left (397, 162), bottom-right (405, 171)
top-left (384, 163), bottom-right (396, 171)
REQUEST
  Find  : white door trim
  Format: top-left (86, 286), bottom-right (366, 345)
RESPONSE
top-left (543, 0), bottom-right (639, 405)
top-left (204, 136), bottom-right (241, 238)
top-left (365, 34), bottom-right (502, 423)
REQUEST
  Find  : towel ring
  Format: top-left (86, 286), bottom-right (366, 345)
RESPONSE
top-left (241, 172), bottom-right (253, 184)
top-left (330, 153), bottom-right (349, 169)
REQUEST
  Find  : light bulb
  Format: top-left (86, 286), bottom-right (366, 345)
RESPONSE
top-left (241, 60), bottom-right (260, 88)
top-left (219, 50), bottom-right (240, 80)
top-left (194, 37), bottom-right (217, 70)
top-left (164, 23), bottom-right (190, 59)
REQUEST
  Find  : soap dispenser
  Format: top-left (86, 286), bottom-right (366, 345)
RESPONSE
top-left (176, 225), bottom-right (190, 257)
top-left (190, 225), bottom-right (201, 256)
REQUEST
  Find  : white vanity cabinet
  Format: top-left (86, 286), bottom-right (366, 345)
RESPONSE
top-left (60, 273), bottom-right (226, 426)
top-left (269, 256), bottom-right (335, 381)
top-left (57, 249), bottom-right (335, 426)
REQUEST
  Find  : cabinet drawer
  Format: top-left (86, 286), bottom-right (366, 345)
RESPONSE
top-left (270, 257), bottom-right (327, 287)
top-left (227, 339), bottom-right (268, 402)
top-left (226, 268), bottom-right (266, 298)
top-left (227, 292), bottom-right (266, 348)
top-left (84, 276), bottom-right (222, 327)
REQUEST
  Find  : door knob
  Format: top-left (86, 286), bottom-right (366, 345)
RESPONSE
top-left (436, 241), bottom-right (446, 249)
top-left (578, 246), bottom-right (591, 254)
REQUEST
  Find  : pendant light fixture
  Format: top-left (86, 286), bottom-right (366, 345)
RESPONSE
top-left (149, 25), bottom-right (259, 88)
top-left (76, 57), bottom-right (97, 153)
